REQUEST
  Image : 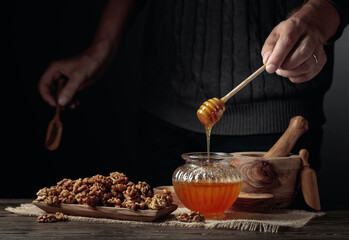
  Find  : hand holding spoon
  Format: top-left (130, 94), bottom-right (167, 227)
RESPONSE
top-left (197, 64), bottom-right (266, 128)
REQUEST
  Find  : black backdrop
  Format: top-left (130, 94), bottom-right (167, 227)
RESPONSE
top-left (8, 1), bottom-right (349, 210)
top-left (8, 0), bottom-right (143, 197)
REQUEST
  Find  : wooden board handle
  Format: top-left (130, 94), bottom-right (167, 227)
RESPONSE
top-left (264, 116), bottom-right (309, 158)
top-left (300, 149), bottom-right (321, 210)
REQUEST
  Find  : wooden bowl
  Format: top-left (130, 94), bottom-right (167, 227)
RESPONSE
top-left (229, 192), bottom-right (274, 213)
top-left (229, 152), bottom-right (301, 208)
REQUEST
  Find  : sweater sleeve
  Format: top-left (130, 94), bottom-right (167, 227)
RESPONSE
top-left (326, 0), bottom-right (349, 43)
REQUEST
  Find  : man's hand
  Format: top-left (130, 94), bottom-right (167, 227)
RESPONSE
top-left (262, 0), bottom-right (340, 83)
top-left (38, 50), bottom-right (104, 108)
top-left (38, 0), bottom-right (135, 108)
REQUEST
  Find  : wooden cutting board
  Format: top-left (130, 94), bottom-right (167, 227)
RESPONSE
top-left (33, 201), bottom-right (178, 222)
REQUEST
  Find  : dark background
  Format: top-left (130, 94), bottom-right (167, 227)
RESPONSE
top-left (8, 0), bottom-right (142, 196)
top-left (7, 1), bottom-right (349, 209)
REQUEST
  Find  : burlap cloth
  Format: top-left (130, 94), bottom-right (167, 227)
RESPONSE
top-left (5, 203), bottom-right (325, 233)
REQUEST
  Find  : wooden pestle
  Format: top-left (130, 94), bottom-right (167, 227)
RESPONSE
top-left (264, 116), bottom-right (309, 158)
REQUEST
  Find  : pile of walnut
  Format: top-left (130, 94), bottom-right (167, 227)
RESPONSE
top-left (37, 212), bottom-right (68, 223)
top-left (176, 211), bottom-right (205, 223)
top-left (36, 172), bottom-right (173, 211)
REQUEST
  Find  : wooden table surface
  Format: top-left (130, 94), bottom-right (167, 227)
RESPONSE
top-left (1, 199), bottom-right (348, 240)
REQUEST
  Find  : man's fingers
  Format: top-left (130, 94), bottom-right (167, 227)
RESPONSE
top-left (266, 34), bottom-right (301, 73)
top-left (264, 20), bottom-right (305, 73)
top-left (57, 75), bottom-right (84, 106)
top-left (38, 81), bottom-right (56, 107)
top-left (38, 67), bottom-right (61, 107)
top-left (262, 30), bottom-right (278, 64)
top-left (281, 35), bottom-right (316, 70)
top-left (276, 46), bottom-right (327, 83)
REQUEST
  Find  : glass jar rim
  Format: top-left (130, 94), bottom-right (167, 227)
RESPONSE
top-left (181, 152), bottom-right (234, 161)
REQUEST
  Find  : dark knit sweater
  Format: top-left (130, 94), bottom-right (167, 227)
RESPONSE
top-left (139, 0), bottom-right (348, 135)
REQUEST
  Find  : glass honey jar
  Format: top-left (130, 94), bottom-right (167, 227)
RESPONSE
top-left (172, 152), bottom-right (243, 219)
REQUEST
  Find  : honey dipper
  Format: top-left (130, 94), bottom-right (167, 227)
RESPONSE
top-left (197, 64), bottom-right (266, 128)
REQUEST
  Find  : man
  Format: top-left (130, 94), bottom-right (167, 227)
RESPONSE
top-left (38, 0), bottom-right (348, 186)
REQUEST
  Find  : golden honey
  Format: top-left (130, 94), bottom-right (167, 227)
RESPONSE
top-left (173, 180), bottom-right (242, 218)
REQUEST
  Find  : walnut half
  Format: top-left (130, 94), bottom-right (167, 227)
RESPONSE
top-left (176, 211), bottom-right (205, 223)
top-left (36, 212), bottom-right (69, 223)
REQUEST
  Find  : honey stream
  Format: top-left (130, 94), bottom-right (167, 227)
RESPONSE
top-left (205, 126), bottom-right (212, 154)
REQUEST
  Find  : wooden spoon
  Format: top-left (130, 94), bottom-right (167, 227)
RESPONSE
top-left (197, 64), bottom-right (266, 128)
top-left (300, 149), bottom-right (321, 210)
top-left (45, 78), bottom-right (65, 151)
top-left (264, 116), bottom-right (309, 158)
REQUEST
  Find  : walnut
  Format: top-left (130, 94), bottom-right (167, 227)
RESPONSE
top-left (90, 174), bottom-right (113, 187)
top-left (57, 178), bottom-right (74, 191)
top-left (59, 189), bottom-right (76, 204)
top-left (176, 211), bottom-right (205, 223)
top-left (36, 186), bottom-right (61, 205)
top-left (75, 187), bottom-right (102, 207)
top-left (111, 183), bottom-right (127, 193)
top-left (35, 171), bottom-right (173, 212)
top-left (90, 182), bottom-right (108, 195)
top-left (146, 190), bottom-right (173, 210)
top-left (138, 201), bottom-right (148, 210)
top-left (72, 178), bottom-right (88, 193)
top-left (36, 187), bottom-right (50, 201)
top-left (135, 181), bottom-right (153, 199)
top-left (160, 189), bottom-right (173, 205)
top-left (82, 177), bottom-right (94, 185)
top-left (106, 197), bottom-right (122, 207)
top-left (47, 186), bottom-right (60, 197)
top-left (126, 181), bottom-right (134, 186)
top-left (43, 195), bottom-right (60, 206)
top-left (37, 212), bottom-right (69, 223)
top-left (123, 185), bottom-right (141, 203)
top-left (122, 199), bottom-right (138, 210)
top-left (109, 172), bottom-right (129, 184)
top-left (75, 192), bottom-right (88, 205)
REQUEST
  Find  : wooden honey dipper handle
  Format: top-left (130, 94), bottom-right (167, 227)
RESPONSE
top-left (221, 64), bottom-right (266, 103)
top-left (264, 116), bottom-right (309, 158)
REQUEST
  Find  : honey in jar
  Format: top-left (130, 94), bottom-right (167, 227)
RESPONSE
top-left (172, 152), bottom-right (243, 219)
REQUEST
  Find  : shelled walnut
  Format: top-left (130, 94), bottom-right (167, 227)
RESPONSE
top-left (36, 171), bottom-right (173, 211)
top-left (37, 212), bottom-right (69, 223)
top-left (145, 190), bottom-right (173, 210)
top-left (176, 211), bottom-right (205, 223)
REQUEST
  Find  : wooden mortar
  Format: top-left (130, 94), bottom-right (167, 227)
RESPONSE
top-left (229, 116), bottom-right (308, 209)
top-left (229, 152), bottom-right (301, 208)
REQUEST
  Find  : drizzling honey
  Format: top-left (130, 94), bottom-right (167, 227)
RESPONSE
top-left (205, 126), bottom-right (212, 154)
top-left (173, 180), bottom-right (242, 218)
top-left (197, 98), bottom-right (225, 154)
